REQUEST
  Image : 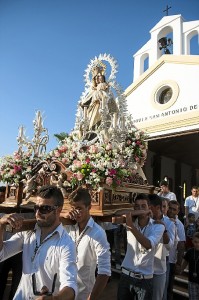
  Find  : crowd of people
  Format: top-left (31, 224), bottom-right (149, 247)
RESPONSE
top-left (0, 182), bottom-right (199, 300)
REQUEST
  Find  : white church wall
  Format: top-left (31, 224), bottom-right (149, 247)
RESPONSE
top-left (127, 56), bottom-right (199, 136)
top-left (128, 60), bottom-right (198, 117)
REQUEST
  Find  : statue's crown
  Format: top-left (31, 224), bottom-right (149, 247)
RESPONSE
top-left (91, 61), bottom-right (106, 78)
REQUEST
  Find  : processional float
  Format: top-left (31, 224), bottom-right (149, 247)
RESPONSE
top-left (0, 54), bottom-right (155, 229)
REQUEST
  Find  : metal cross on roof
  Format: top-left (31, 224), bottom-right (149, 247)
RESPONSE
top-left (163, 5), bottom-right (171, 16)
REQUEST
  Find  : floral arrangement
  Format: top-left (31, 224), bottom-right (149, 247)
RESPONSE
top-left (0, 151), bottom-right (33, 184)
top-left (0, 126), bottom-right (148, 190)
top-left (49, 128), bottom-right (148, 190)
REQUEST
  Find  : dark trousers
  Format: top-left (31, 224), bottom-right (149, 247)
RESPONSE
top-left (167, 263), bottom-right (175, 300)
top-left (117, 273), bottom-right (153, 300)
top-left (0, 252), bottom-right (22, 300)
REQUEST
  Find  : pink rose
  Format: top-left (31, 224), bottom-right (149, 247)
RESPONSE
top-left (62, 157), bottom-right (69, 164)
top-left (10, 169), bottom-right (16, 175)
top-left (25, 152), bottom-right (31, 157)
top-left (13, 152), bottom-right (21, 159)
top-left (76, 171), bottom-right (84, 181)
top-left (54, 150), bottom-right (61, 157)
top-left (59, 145), bottom-right (68, 153)
top-left (135, 156), bottom-right (140, 162)
top-left (106, 143), bottom-right (112, 151)
top-left (14, 165), bottom-right (21, 172)
top-left (116, 179), bottom-right (122, 185)
top-left (73, 160), bottom-right (82, 168)
top-left (85, 158), bottom-right (90, 164)
top-left (109, 169), bottom-right (117, 176)
top-left (89, 145), bottom-right (99, 154)
top-left (106, 177), bottom-right (113, 186)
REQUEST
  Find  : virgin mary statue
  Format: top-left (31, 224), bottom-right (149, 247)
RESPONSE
top-left (81, 66), bottom-right (118, 131)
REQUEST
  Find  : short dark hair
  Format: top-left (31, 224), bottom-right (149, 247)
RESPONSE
top-left (191, 186), bottom-right (198, 190)
top-left (37, 185), bottom-right (64, 207)
top-left (148, 194), bottom-right (162, 208)
top-left (169, 200), bottom-right (180, 208)
top-left (160, 180), bottom-right (169, 187)
top-left (188, 212), bottom-right (195, 218)
top-left (69, 188), bottom-right (91, 207)
top-left (161, 197), bottom-right (169, 204)
top-left (135, 193), bottom-right (149, 203)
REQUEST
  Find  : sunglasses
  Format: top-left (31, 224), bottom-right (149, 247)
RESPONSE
top-left (34, 205), bottom-right (58, 214)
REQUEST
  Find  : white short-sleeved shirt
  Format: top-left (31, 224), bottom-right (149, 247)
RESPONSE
top-left (169, 218), bottom-right (186, 264)
top-left (65, 217), bottom-right (111, 300)
top-left (157, 191), bottom-right (177, 201)
top-left (154, 216), bottom-right (176, 274)
top-left (0, 223), bottom-right (77, 300)
top-left (122, 218), bottom-right (165, 276)
top-left (184, 196), bottom-right (199, 219)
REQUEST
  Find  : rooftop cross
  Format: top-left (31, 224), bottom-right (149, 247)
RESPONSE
top-left (163, 5), bottom-right (171, 16)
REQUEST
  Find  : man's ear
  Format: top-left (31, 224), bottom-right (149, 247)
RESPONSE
top-left (57, 206), bottom-right (63, 214)
top-left (158, 205), bottom-right (162, 211)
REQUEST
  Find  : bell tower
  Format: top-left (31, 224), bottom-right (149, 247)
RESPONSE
top-left (133, 14), bottom-right (199, 81)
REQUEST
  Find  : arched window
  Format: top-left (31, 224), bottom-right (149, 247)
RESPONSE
top-left (144, 56), bottom-right (149, 72)
top-left (140, 53), bottom-right (149, 74)
top-left (190, 34), bottom-right (199, 55)
top-left (157, 26), bottom-right (173, 59)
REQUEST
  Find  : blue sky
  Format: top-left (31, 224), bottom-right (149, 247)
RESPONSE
top-left (0, 0), bottom-right (198, 157)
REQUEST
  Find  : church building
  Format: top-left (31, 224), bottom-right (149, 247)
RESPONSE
top-left (125, 13), bottom-right (199, 203)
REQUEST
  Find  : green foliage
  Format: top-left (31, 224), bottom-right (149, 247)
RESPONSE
top-left (54, 132), bottom-right (69, 142)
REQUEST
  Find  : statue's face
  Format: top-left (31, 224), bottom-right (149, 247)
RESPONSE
top-left (95, 75), bottom-right (99, 85)
top-left (95, 73), bottom-right (104, 84)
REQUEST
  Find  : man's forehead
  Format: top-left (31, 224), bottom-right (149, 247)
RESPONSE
top-left (169, 204), bottom-right (178, 209)
top-left (71, 200), bottom-right (85, 207)
top-left (162, 200), bottom-right (168, 204)
top-left (135, 199), bottom-right (148, 204)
